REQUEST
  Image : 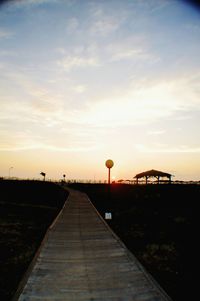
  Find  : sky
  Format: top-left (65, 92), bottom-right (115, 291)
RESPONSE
top-left (0, 0), bottom-right (200, 181)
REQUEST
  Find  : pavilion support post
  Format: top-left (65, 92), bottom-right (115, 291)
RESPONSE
top-left (145, 176), bottom-right (148, 184)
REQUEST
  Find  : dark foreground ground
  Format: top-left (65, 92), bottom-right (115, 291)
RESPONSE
top-left (0, 180), bottom-right (68, 301)
top-left (70, 183), bottom-right (197, 301)
top-left (0, 181), bottom-right (197, 301)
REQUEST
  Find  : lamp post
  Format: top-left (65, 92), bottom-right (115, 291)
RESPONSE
top-left (9, 167), bottom-right (13, 178)
top-left (105, 159), bottom-right (114, 184)
top-left (105, 159), bottom-right (114, 219)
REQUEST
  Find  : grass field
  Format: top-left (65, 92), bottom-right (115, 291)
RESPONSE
top-left (70, 183), bottom-right (197, 301)
top-left (0, 180), bottom-right (68, 301)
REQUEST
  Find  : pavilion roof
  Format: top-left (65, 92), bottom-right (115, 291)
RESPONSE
top-left (134, 169), bottom-right (172, 179)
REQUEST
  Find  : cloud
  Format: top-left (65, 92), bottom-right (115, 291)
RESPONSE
top-left (107, 45), bottom-right (155, 63)
top-left (58, 54), bottom-right (100, 71)
top-left (0, 102), bottom-right (98, 152)
top-left (3, 0), bottom-right (62, 7)
top-left (40, 144), bottom-right (98, 152)
top-left (105, 35), bottom-right (159, 63)
top-left (72, 85), bottom-right (87, 93)
top-left (0, 65), bottom-right (100, 152)
top-left (90, 18), bottom-right (120, 36)
top-left (184, 23), bottom-right (200, 33)
top-left (135, 144), bottom-right (200, 153)
top-left (147, 130), bottom-right (166, 135)
top-left (66, 17), bottom-right (79, 33)
top-left (88, 3), bottom-right (126, 36)
top-left (0, 105), bottom-right (101, 152)
top-left (0, 28), bottom-right (13, 39)
top-left (0, 68), bottom-right (66, 132)
top-left (0, 143), bottom-right (97, 152)
top-left (148, 0), bottom-right (171, 12)
top-left (29, 89), bottom-right (62, 113)
top-left (0, 50), bottom-right (16, 56)
top-left (26, 0), bottom-right (59, 4)
top-left (110, 48), bottom-right (147, 61)
top-left (64, 72), bottom-right (200, 128)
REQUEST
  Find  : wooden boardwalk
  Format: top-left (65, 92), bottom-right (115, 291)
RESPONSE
top-left (15, 189), bottom-right (172, 301)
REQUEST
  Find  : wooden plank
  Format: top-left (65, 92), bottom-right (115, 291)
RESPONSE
top-left (16, 189), bottom-right (172, 301)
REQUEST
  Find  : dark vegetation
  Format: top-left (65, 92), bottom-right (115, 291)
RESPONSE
top-left (70, 183), bottom-right (197, 301)
top-left (0, 180), bottom-right (68, 301)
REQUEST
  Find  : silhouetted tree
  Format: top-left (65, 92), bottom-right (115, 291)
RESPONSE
top-left (40, 172), bottom-right (46, 181)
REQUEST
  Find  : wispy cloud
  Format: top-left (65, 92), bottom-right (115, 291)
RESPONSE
top-left (71, 73), bottom-right (200, 127)
top-left (105, 34), bottom-right (159, 63)
top-left (29, 88), bottom-right (63, 114)
top-left (110, 48), bottom-right (148, 61)
top-left (147, 130), bottom-right (166, 135)
top-left (0, 28), bottom-right (13, 39)
top-left (0, 143), bottom-right (97, 152)
top-left (184, 23), bottom-right (200, 33)
top-left (66, 17), bottom-right (79, 33)
top-left (55, 43), bottom-right (101, 71)
top-left (0, 64), bottom-right (99, 152)
top-left (4, 0), bottom-right (62, 8)
top-left (72, 85), bottom-right (87, 93)
top-left (148, 0), bottom-right (171, 13)
top-left (90, 18), bottom-right (120, 36)
top-left (135, 144), bottom-right (200, 153)
top-left (0, 67), bottom-right (65, 128)
top-left (58, 54), bottom-right (100, 71)
top-left (0, 50), bottom-right (16, 56)
top-left (0, 104), bottom-right (98, 152)
top-left (89, 3), bottom-right (126, 36)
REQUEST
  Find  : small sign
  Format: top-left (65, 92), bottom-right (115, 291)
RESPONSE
top-left (105, 212), bottom-right (112, 220)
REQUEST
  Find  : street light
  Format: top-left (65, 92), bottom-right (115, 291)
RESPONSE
top-left (9, 167), bottom-right (13, 178)
top-left (105, 159), bottom-right (114, 184)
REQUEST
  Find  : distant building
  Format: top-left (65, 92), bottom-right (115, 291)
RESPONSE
top-left (134, 169), bottom-right (172, 184)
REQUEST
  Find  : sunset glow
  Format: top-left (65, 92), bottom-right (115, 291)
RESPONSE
top-left (0, 0), bottom-right (200, 181)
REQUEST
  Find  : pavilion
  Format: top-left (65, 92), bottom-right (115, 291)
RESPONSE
top-left (134, 169), bottom-right (172, 184)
